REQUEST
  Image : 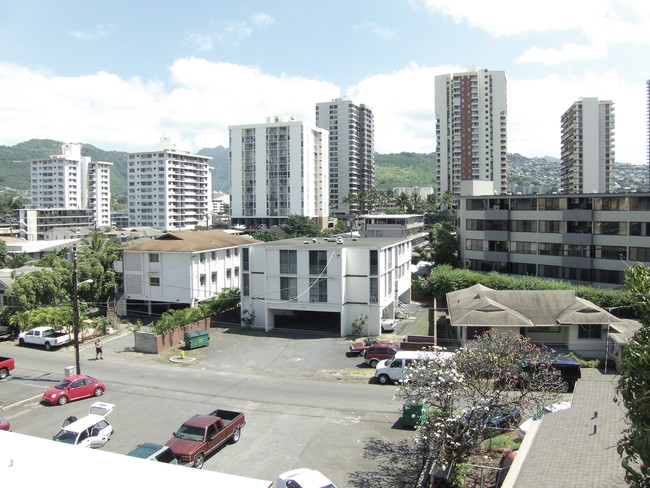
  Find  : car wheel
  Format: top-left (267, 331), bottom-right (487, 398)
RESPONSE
top-left (378, 374), bottom-right (391, 385)
top-left (93, 387), bottom-right (104, 397)
top-left (0, 368), bottom-right (8, 380)
top-left (369, 359), bottom-right (379, 368)
top-left (229, 426), bottom-right (241, 444)
top-left (44, 342), bottom-right (52, 351)
top-left (57, 396), bottom-right (68, 406)
top-left (193, 452), bottom-right (205, 469)
top-left (18, 338), bottom-right (25, 346)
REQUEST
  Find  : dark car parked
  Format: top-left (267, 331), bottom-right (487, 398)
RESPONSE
top-left (462, 406), bottom-right (522, 435)
top-left (363, 345), bottom-right (398, 368)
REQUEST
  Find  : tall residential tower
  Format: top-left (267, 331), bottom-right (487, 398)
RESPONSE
top-left (435, 67), bottom-right (508, 197)
top-left (127, 138), bottom-right (212, 231)
top-left (229, 116), bottom-right (329, 229)
top-left (315, 99), bottom-right (374, 217)
top-left (30, 143), bottom-right (112, 228)
top-left (560, 97), bottom-right (615, 194)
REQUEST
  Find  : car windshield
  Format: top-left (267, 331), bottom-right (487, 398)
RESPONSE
top-left (127, 445), bottom-right (158, 458)
top-left (533, 407), bottom-right (553, 421)
top-left (174, 425), bottom-right (204, 441)
top-left (53, 430), bottom-right (77, 444)
top-left (384, 358), bottom-right (394, 367)
top-left (54, 379), bottom-right (71, 389)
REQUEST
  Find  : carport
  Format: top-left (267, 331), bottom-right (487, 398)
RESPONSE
top-left (270, 309), bottom-right (341, 335)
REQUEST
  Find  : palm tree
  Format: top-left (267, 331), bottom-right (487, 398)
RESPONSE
top-left (395, 192), bottom-right (411, 213)
top-left (426, 193), bottom-right (440, 213)
top-left (441, 190), bottom-right (456, 211)
top-left (411, 194), bottom-right (423, 213)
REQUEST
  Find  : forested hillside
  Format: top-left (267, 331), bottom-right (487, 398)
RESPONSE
top-left (0, 140), bottom-right (646, 196)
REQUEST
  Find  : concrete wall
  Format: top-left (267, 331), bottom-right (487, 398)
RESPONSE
top-left (133, 317), bottom-right (211, 354)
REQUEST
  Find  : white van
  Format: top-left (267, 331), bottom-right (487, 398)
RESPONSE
top-left (374, 350), bottom-right (454, 385)
top-left (52, 402), bottom-right (114, 448)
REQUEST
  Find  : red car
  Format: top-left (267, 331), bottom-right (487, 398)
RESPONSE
top-left (42, 374), bottom-right (106, 406)
top-left (0, 418), bottom-right (10, 431)
top-left (363, 344), bottom-right (399, 367)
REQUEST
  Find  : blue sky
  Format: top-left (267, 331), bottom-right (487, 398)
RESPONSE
top-left (0, 0), bottom-right (648, 164)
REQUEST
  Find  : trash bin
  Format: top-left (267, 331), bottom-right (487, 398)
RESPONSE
top-left (184, 329), bottom-right (210, 349)
top-left (402, 397), bottom-right (429, 428)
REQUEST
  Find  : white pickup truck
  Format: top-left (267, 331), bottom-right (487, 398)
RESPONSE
top-left (17, 326), bottom-right (71, 350)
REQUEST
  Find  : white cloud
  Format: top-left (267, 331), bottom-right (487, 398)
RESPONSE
top-left (67, 24), bottom-right (117, 40)
top-left (0, 59), bottom-right (644, 164)
top-left (353, 22), bottom-right (395, 39)
top-left (517, 43), bottom-right (608, 65)
top-left (414, 0), bottom-right (650, 44)
top-left (186, 13), bottom-right (275, 51)
top-left (251, 13), bottom-right (275, 27)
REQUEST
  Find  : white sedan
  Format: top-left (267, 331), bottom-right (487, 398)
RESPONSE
top-left (273, 468), bottom-right (337, 488)
top-left (518, 401), bottom-right (571, 438)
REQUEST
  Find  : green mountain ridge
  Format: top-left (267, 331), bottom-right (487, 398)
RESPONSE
top-left (0, 139), bottom-right (646, 196)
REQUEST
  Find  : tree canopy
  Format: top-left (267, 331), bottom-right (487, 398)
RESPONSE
top-left (616, 263), bottom-right (650, 485)
top-left (280, 214), bottom-right (322, 237)
top-left (397, 330), bottom-right (565, 473)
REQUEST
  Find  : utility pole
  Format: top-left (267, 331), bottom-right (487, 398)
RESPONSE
top-left (72, 246), bottom-right (81, 375)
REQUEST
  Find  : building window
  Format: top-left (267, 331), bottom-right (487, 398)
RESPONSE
top-left (309, 278), bottom-right (327, 302)
top-left (370, 278), bottom-right (378, 303)
top-left (149, 276), bottom-right (160, 287)
top-left (211, 272), bottom-right (217, 283)
top-left (309, 250), bottom-right (327, 275)
top-left (280, 276), bottom-right (298, 300)
top-left (149, 254), bottom-right (160, 263)
top-left (280, 250), bottom-right (297, 274)
top-left (578, 324), bottom-right (602, 339)
top-left (242, 274), bottom-right (250, 296)
top-left (369, 250), bottom-right (378, 275)
top-left (200, 274), bottom-right (206, 286)
top-left (243, 248), bottom-right (250, 271)
top-left (226, 249), bottom-right (231, 258)
top-left (211, 251), bottom-right (216, 260)
top-left (199, 253), bottom-right (206, 263)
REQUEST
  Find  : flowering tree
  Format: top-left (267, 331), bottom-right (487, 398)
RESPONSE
top-left (396, 330), bottom-right (566, 469)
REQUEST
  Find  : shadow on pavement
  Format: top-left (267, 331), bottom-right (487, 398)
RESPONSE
top-left (347, 438), bottom-right (424, 488)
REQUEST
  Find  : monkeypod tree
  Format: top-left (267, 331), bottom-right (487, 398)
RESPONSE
top-left (396, 330), bottom-right (565, 469)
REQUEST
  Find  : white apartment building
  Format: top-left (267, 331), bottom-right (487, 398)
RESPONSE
top-left (30, 143), bottom-right (112, 228)
top-left (127, 138), bottom-right (212, 232)
top-left (435, 67), bottom-right (508, 197)
top-left (115, 229), bottom-right (253, 316)
top-left (315, 99), bottom-right (374, 217)
top-left (560, 97), bottom-right (615, 194)
top-left (229, 116), bottom-right (329, 229)
top-left (240, 236), bottom-right (412, 336)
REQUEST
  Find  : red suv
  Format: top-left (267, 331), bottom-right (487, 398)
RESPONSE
top-left (363, 345), bottom-right (398, 367)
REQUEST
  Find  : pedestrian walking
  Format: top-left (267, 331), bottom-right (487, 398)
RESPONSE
top-left (95, 339), bottom-right (103, 360)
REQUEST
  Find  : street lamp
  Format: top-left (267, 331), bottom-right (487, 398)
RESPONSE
top-left (72, 246), bottom-right (93, 375)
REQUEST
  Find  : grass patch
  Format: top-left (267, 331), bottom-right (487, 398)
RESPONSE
top-left (480, 432), bottom-right (520, 451)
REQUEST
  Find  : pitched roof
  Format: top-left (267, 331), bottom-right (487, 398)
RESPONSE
top-left (120, 230), bottom-right (257, 252)
top-left (446, 286), bottom-right (622, 327)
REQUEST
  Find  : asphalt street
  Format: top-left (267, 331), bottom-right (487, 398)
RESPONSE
top-left (0, 308), bottom-right (432, 487)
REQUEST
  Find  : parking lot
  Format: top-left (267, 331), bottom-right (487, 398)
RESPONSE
top-left (0, 306), bottom-right (432, 487)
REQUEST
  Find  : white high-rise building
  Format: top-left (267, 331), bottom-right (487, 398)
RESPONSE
top-left (560, 97), bottom-right (615, 194)
top-left (30, 143), bottom-right (112, 228)
top-left (435, 67), bottom-right (508, 197)
top-left (315, 99), bottom-right (374, 217)
top-left (127, 138), bottom-right (212, 231)
top-left (229, 116), bottom-right (329, 228)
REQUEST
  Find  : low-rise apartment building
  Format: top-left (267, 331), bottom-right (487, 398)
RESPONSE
top-left (458, 193), bottom-right (650, 287)
top-left (115, 230), bottom-right (254, 316)
top-left (240, 236), bottom-right (412, 336)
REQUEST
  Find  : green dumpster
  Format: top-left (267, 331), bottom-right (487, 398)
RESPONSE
top-left (184, 329), bottom-right (210, 349)
top-left (402, 397), bottom-right (429, 428)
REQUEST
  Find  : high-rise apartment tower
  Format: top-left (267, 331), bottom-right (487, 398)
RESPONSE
top-left (229, 116), bottom-right (329, 228)
top-left (127, 138), bottom-right (212, 231)
top-left (315, 99), bottom-right (374, 216)
top-left (435, 67), bottom-right (508, 197)
top-left (30, 143), bottom-right (112, 228)
top-left (560, 97), bottom-right (615, 194)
